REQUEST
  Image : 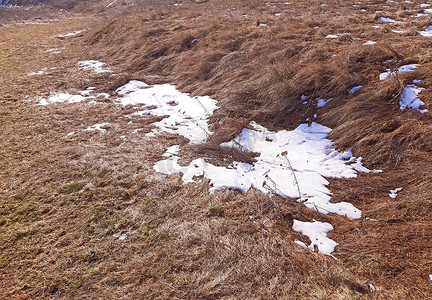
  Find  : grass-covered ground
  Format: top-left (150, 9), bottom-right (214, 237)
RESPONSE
top-left (1, 0), bottom-right (432, 298)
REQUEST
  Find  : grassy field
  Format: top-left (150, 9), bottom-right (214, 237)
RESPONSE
top-left (1, 0), bottom-right (432, 298)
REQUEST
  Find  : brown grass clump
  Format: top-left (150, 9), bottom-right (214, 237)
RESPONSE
top-left (1, 0), bottom-right (432, 298)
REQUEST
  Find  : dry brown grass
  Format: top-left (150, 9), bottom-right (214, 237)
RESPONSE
top-left (1, 0), bottom-right (432, 298)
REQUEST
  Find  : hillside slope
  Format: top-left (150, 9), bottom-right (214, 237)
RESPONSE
top-left (1, 0), bottom-right (431, 298)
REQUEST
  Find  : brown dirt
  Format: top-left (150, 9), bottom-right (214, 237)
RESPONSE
top-left (1, 0), bottom-right (432, 299)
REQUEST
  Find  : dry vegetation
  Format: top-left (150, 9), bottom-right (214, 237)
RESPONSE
top-left (1, 0), bottom-right (432, 298)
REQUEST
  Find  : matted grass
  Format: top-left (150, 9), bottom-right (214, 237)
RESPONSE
top-left (1, 0), bottom-right (432, 298)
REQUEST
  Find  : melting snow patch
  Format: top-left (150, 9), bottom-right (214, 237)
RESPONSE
top-left (78, 60), bottom-right (112, 73)
top-left (379, 64), bottom-right (420, 80)
top-left (363, 40), bottom-right (376, 45)
top-left (400, 84), bottom-right (427, 113)
top-left (418, 25), bottom-right (432, 37)
top-left (156, 122), bottom-right (369, 219)
top-left (325, 34), bottom-right (338, 38)
top-left (85, 122), bottom-right (111, 133)
top-left (350, 85), bottom-right (363, 93)
top-left (115, 81), bottom-right (218, 144)
top-left (389, 187), bottom-right (402, 198)
top-left (292, 220), bottom-right (338, 256)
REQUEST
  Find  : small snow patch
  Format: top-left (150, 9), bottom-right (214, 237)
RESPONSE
top-left (162, 145), bottom-right (180, 157)
top-left (418, 25), bottom-right (432, 37)
top-left (389, 187), bottom-right (402, 198)
top-left (46, 48), bottom-right (61, 54)
top-left (379, 64), bottom-right (420, 80)
top-left (363, 40), bottom-right (376, 45)
top-left (85, 122), bottom-right (111, 133)
top-left (292, 220), bottom-right (338, 256)
top-left (28, 68), bottom-right (47, 76)
top-left (78, 60), bottom-right (112, 73)
top-left (317, 98), bottom-right (332, 107)
top-left (58, 30), bottom-right (84, 38)
top-left (400, 84), bottom-right (427, 113)
top-left (106, 0), bottom-right (118, 8)
top-left (115, 81), bottom-right (218, 144)
top-left (38, 93), bottom-right (87, 105)
top-left (377, 17), bottom-right (399, 23)
top-left (325, 34), bottom-right (338, 39)
top-left (350, 85), bottom-right (363, 93)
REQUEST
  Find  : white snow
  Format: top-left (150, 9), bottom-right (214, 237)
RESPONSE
top-left (363, 41), bottom-right (376, 45)
top-left (115, 81), bottom-right (218, 144)
top-left (38, 93), bottom-right (87, 105)
top-left (116, 80), bottom-right (148, 95)
top-left (424, 9), bottom-right (432, 13)
top-left (400, 84), bottom-right (427, 113)
top-left (377, 17), bottom-right (399, 23)
top-left (28, 69), bottom-right (46, 76)
top-left (418, 25), bottom-right (432, 37)
top-left (111, 80), bottom-right (376, 254)
top-left (350, 85), bottom-right (363, 93)
top-left (36, 87), bottom-right (107, 105)
top-left (118, 233), bottom-right (127, 240)
top-left (317, 98), bottom-right (332, 107)
top-left (162, 145), bottom-right (180, 157)
top-left (155, 122), bottom-right (370, 219)
top-left (106, 0), bottom-right (118, 8)
top-left (429, 274), bottom-right (432, 281)
top-left (58, 30), bottom-right (84, 38)
top-left (78, 60), bottom-right (112, 73)
top-left (45, 48), bottom-right (61, 54)
top-left (379, 64), bottom-right (420, 80)
top-left (292, 220), bottom-right (338, 255)
top-left (389, 187), bottom-right (402, 198)
top-left (85, 122), bottom-right (111, 133)
top-left (258, 23), bottom-right (268, 27)
top-left (65, 131), bottom-right (76, 137)
top-left (325, 34), bottom-right (338, 39)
